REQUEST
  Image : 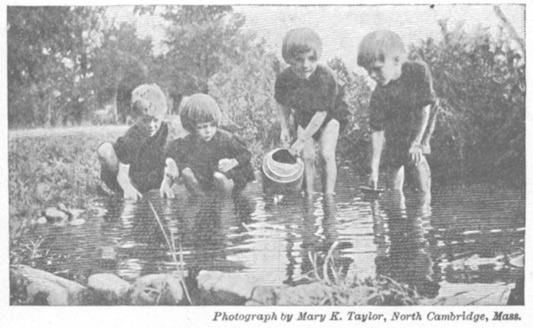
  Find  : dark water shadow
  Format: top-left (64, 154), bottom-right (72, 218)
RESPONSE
top-left (371, 190), bottom-right (440, 298)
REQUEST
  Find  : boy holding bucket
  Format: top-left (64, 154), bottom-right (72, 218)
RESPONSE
top-left (274, 27), bottom-right (349, 195)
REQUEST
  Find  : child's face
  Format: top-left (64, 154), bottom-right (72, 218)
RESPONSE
top-left (366, 55), bottom-right (401, 86)
top-left (289, 50), bottom-right (318, 79)
top-left (139, 114), bottom-right (163, 137)
top-left (195, 121), bottom-right (217, 142)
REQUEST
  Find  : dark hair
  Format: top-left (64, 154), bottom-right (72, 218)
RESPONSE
top-left (179, 94), bottom-right (222, 133)
top-left (282, 28), bottom-right (322, 63)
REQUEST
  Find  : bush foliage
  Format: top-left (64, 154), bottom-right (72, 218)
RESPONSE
top-left (410, 20), bottom-right (525, 184)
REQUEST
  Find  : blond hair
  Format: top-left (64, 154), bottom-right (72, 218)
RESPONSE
top-left (131, 84), bottom-right (168, 119)
top-left (357, 30), bottom-right (406, 69)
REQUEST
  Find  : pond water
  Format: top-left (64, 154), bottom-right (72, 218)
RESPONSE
top-left (22, 167), bottom-right (524, 303)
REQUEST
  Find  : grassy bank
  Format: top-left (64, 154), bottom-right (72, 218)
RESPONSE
top-left (8, 127), bottom-right (127, 241)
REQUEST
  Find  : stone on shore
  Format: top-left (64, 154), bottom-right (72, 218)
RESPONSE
top-left (88, 273), bottom-right (131, 303)
top-left (43, 207), bottom-right (70, 224)
top-left (196, 271), bottom-right (254, 305)
top-left (10, 265), bottom-right (86, 305)
top-left (276, 282), bottom-right (332, 305)
top-left (245, 285), bottom-right (278, 306)
top-left (129, 273), bottom-right (186, 305)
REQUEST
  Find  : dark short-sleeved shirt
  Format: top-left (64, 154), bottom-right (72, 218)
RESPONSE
top-left (274, 64), bottom-right (349, 131)
top-left (369, 60), bottom-right (437, 154)
top-left (114, 122), bottom-right (168, 192)
top-left (165, 129), bottom-right (255, 192)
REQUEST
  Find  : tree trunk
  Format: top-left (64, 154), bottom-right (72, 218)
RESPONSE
top-left (112, 80), bottom-right (119, 124)
top-left (45, 96), bottom-right (52, 127)
top-left (493, 6), bottom-right (525, 53)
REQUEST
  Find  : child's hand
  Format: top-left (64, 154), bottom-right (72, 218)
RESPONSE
top-left (160, 181), bottom-right (175, 199)
top-left (218, 158), bottom-right (238, 173)
top-left (368, 171), bottom-right (379, 190)
top-left (280, 128), bottom-right (291, 148)
top-left (165, 158), bottom-right (179, 179)
top-left (123, 185), bottom-right (142, 202)
top-left (289, 138), bottom-right (305, 156)
top-left (409, 143), bottom-right (423, 166)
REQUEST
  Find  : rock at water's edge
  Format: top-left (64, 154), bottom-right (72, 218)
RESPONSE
top-left (129, 273), bottom-right (186, 305)
top-left (10, 265), bottom-right (86, 305)
top-left (88, 273), bottom-right (131, 302)
top-left (196, 271), bottom-right (254, 305)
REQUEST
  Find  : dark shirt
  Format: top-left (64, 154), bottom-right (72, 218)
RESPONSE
top-left (369, 60), bottom-right (437, 151)
top-left (275, 64), bottom-right (348, 130)
top-left (114, 122), bottom-right (168, 192)
top-left (165, 129), bottom-right (255, 191)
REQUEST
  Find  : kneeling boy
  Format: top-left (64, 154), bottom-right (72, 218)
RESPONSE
top-left (160, 94), bottom-right (255, 198)
top-left (97, 84), bottom-right (169, 201)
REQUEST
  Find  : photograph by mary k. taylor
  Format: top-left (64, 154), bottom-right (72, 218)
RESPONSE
top-left (4, 2), bottom-right (528, 327)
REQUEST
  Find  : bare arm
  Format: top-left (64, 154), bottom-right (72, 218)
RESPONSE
top-left (279, 104), bottom-right (292, 146)
top-left (289, 111), bottom-right (328, 155)
top-left (421, 101), bottom-right (440, 153)
top-left (411, 105), bottom-right (431, 146)
top-left (160, 158), bottom-right (179, 198)
top-left (409, 105), bottom-right (431, 165)
top-left (117, 162), bottom-right (142, 201)
top-left (279, 104), bottom-right (292, 132)
top-left (298, 111), bottom-right (328, 142)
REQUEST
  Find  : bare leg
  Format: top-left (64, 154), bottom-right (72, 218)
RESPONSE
top-left (213, 172), bottom-right (234, 197)
top-left (387, 166), bottom-right (405, 191)
top-left (181, 167), bottom-right (205, 197)
top-left (97, 142), bottom-right (119, 174)
top-left (318, 119), bottom-right (340, 195)
top-left (298, 125), bottom-right (317, 195)
top-left (412, 156), bottom-right (432, 206)
top-left (97, 142), bottom-right (120, 191)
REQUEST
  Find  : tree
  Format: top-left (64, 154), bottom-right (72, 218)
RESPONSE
top-left (156, 6), bottom-right (245, 97)
top-left (90, 21), bottom-right (153, 123)
top-left (8, 6), bottom-right (155, 126)
top-left (8, 6), bottom-right (105, 126)
top-left (209, 34), bottom-right (281, 160)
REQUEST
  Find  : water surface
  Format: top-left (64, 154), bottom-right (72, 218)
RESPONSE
top-left (23, 167), bottom-right (525, 302)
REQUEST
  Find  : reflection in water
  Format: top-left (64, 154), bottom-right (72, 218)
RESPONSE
top-left (286, 194), bottom-right (352, 285)
top-left (372, 190), bottom-right (440, 298)
top-left (99, 191), bottom-right (256, 280)
top-left (19, 169), bottom-right (524, 302)
top-left (101, 195), bottom-right (171, 280)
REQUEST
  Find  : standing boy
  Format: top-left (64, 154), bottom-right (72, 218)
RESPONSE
top-left (97, 84), bottom-right (169, 202)
top-left (357, 30), bottom-right (438, 202)
top-left (275, 27), bottom-right (349, 195)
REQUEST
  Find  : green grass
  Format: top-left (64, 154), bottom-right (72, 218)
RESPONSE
top-left (8, 128), bottom-right (126, 242)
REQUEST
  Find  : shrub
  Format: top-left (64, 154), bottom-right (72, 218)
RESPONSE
top-left (409, 20), bottom-right (525, 185)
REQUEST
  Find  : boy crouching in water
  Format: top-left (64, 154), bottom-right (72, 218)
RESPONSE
top-left (97, 84), bottom-right (169, 202)
top-left (357, 30), bottom-right (439, 203)
top-left (160, 94), bottom-right (255, 198)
